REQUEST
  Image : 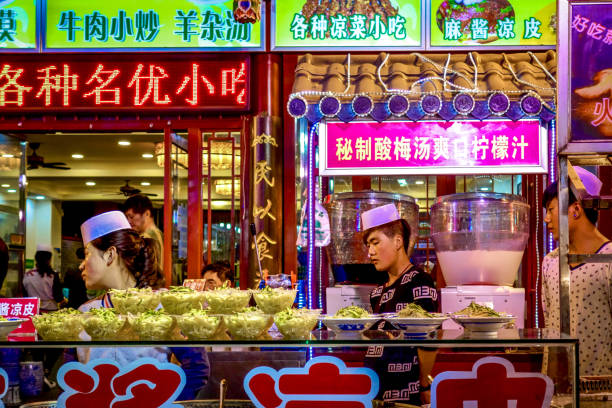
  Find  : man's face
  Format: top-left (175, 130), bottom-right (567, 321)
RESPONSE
top-left (203, 271), bottom-right (225, 290)
top-left (544, 197), bottom-right (559, 241)
top-left (365, 229), bottom-right (400, 272)
top-left (125, 209), bottom-right (147, 233)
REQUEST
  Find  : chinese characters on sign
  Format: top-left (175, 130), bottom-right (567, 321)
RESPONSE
top-left (0, 58), bottom-right (249, 111)
top-left (442, 17), bottom-right (543, 41)
top-left (0, 0), bottom-right (36, 49)
top-left (0, 298), bottom-right (39, 335)
top-left (570, 3), bottom-right (612, 141)
top-left (251, 132), bottom-right (278, 265)
top-left (320, 120), bottom-right (547, 175)
top-left (290, 13), bottom-right (407, 41)
top-left (45, 0), bottom-right (263, 50)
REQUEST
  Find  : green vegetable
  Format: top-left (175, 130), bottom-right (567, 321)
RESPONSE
top-left (110, 288), bottom-right (161, 314)
top-left (252, 288), bottom-right (297, 315)
top-left (32, 309), bottom-right (83, 340)
top-left (202, 287), bottom-right (251, 314)
top-left (274, 308), bottom-right (320, 340)
top-left (397, 303), bottom-right (436, 318)
top-left (82, 308), bottom-right (126, 340)
top-left (223, 308), bottom-right (273, 340)
top-left (129, 310), bottom-right (175, 340)
top-left (160, 287), bottom-right (204, 314)
top-left (176, 309), bottom-right (223, 340)
top-left (334, 306), bottom-right (370, 318)
top-left (455, 301), bottom-right (502, 317)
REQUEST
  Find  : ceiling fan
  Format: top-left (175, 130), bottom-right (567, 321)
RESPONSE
top-left (104, 180), bottom-right (157, 197)
top-left (27, 143), bottom-right (71, 170)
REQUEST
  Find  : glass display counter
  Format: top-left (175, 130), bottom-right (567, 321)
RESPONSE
top-left (0, 329), bottom-right (578, 408)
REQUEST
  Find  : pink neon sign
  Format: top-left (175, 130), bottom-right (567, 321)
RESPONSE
top-left (320, 119), bottom-right (547, 175)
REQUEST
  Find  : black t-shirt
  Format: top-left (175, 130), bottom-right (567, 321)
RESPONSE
top-left (365, 265), bottom-right (438, 405)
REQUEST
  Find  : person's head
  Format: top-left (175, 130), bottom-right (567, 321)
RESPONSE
top-left (75, 247), bottom-right (85, 260)
top-left (361, 204), bottom-right (412, 272)
top-left (79, 211), bottom-right (164, 290)
top-left (34, 244), bottom-right (54, 276)
top-left (543, 167), bottom-right (601, 241)
top-left (123, 194), bottom-right (154, 234)
top-left (201, 261), bottom-right (233, 290)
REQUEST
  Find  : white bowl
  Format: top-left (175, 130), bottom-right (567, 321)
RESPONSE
top-left (385, 315), bottom-right (447, 337)
top-left (452, 315), bottom-right (515, 336)
top-left (320, 316), bottom-right (380, 333)
top-left (0, 319), bottom-right (26, 338)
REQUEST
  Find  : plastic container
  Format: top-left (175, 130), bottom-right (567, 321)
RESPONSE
top-left (19, 361), bottom-right (43, 397)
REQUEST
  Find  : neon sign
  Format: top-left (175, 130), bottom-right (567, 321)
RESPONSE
top-left (319, 119), bottom-right (548, 176)
top-left (0, 57), bottom-right (249, 111)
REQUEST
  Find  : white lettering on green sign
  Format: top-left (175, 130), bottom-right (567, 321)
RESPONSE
top-left (443, 16), bottom-right (543, 42)
top-left (289, 12), bottom-right (407, 41)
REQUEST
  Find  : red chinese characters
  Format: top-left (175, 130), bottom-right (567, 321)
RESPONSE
top-left (0, 58), bottom-right (249, 111)
top-left (432, 357), bottom-right (554, 408)
top-left (57, 358), bottom-right (186, 408)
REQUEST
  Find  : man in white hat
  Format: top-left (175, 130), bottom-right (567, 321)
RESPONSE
top-left (542, 166), bottom-right (611, 375)
top-left (361, 203), bottom-right (438, 406)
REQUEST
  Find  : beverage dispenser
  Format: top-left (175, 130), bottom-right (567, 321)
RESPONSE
top-left (430, 193), bottom-right (530, 329)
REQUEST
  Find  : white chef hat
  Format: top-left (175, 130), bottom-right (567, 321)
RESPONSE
top-left (361, 203), bottom-right (401, 231)
top-left (81, 211), bottom-right (132, 245)
top-left (36, 243), bottom-right (53, 252)
top-left (573, 166), bottom-right (602, 197)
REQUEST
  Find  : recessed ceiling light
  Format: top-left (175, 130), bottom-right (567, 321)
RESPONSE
top-left (415, 180), bottom-right (425, 185)
top-left (6, 189), bottom-right (16, 193)
top-left (2, 154), bottom-right (14, 158)
top-left (480, 187), bottom-right (490, 191)
top-left (142, 153), bottom-right (154, 159)
top-left (71, 154), bottom-right (84, 159)
top-left (1, 184), bottom-right (9, 188)
top-left (140, 182), bottom-right (151, 186)
top-left (118, 140), bottom-right (131, 146)
top-left (35, 195), bottom-right (45, 200)
top-left (85, 181), bottom-right (96, 186)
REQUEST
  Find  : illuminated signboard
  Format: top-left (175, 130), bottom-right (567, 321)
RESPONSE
top-left (0, 56), bottom-right (249, 112)
top-left (272, 0), bottom-right (423, 50)
top-left (45, 0), bottom-right (264, 50)
top-left (319, 119), bottom-right (548, 176)
top-left (429, 0), bottom-right (556, 48)
top-left (0, 0), bottom-right (36, 50)
top-left (568, 3), bottom-right (612, 142)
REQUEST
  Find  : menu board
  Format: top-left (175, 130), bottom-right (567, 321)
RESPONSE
top-left (273, 0), bottom-right (423, 50)
top-left (45, 0), bottom-right (263, 50)
top-left (569, 3), bottom-right (612, 141)
top-left (429, 0), bottom-right (556, 48)
top-left (0, 0), bottom-right (36, 50)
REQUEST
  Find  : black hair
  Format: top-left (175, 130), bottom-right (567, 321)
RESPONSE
top-left (90, 228), bottom-right (164, 289)
top-left (75, 247), bottom-right (85, 260)
top-left (542, 181), bottom-right (599, 225)
top-left (34, 250), bottom-right (54, 277)
top-left (202, 261), bottom-right (234, 284)
top-left (362, 219), bottom-right (412, 253)
top-left (123, 194), bottom-right (153, 216)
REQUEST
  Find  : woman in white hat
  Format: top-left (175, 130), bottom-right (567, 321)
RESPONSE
top-left (361, 203), bottom-right (438, 406)
top-left (75, 211), bottom-right (208, 399)
top-left (23, 244), bottom-right (63, 312)
top-left (542, 167), bottom-right (611, 376)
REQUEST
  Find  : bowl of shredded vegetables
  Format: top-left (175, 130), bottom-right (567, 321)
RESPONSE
top-left (223, 307), bottom-right (273, 340)
top-left (383, 303), bottom-right (447, 337)
top-left (274, 308), bottom-right (321, 340)
top-left (176, 309), bottom-right (224, 340)
top-left (321, 306), bottom-right (380, 333)
top-left (160, 287), bottom-right (204, 315)
top-left (32, 309), bottom-right (83, 341)
top-left (128, 310), bottom-right (176, 341)
top-left (451, 301), bottom-right (515, 335)
top-left (202, 285), bottom-right (251, 315)
top-left (110, 288), bottom-right (161, 314)
top-left (252, 287), bottom-right (297, 315)
top-left (81, 308), bottom-right (128, 340)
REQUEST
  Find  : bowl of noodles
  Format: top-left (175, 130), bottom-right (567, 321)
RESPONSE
top-left (451, 301), bottom-right (515, 336)
top-left (384, 303), bottom-right (447, 337)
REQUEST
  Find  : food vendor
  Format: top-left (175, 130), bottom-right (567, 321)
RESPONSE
top-left (542, 167), bottom-right (611, 375)
top-left (77, 211), bottom-right (209, 399)
top-left (361, 204), bottom-right (438, 406)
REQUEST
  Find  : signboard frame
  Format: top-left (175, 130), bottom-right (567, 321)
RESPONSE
top-left (0, 0), bottom-right (40, 53)
top-left (41, 0), bottom-right (266, 52)
top-left (557, 0), bottom-right (612, 154)
top-left (318, 118), bottom-right (549, 176)
top-left (271, 0), bottom-right (426, 51)
top-left (425, 0), bottom-right (556, 51)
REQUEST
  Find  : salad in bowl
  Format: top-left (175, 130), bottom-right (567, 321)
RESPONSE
top-left (321, 306), bottom-right (380, 334)
top-left (110, 288), bottom-right (161, 314)
top-left (202, 284), bottom-right (251, 314)
top-left (32, 308), bottom-right (83, 341)
top-left (252, 287), bottom-right (297, 315)
top-left (81, 308), bottom-right (128, 340)
top-left (160, 286), bottom-right (204, 315)
top-left (274, 308), bottom-right (320, 340)
top-left (176, 309), bottom-right (224, 340)
top-left (128, 310), bottom-right (176, 341)
top-left (223, 307), bottom-right (273, 340)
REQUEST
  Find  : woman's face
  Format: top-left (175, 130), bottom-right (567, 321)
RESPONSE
top-left (365, 230), bottom-right (399, 272)
top-left (79, 244), bottom-right (108, 290)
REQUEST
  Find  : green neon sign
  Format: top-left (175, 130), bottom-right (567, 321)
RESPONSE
top-left (0, 0), bottom-right (36, 49)
top-left (430, 0), bottom-right (556, 47)
top-left (45, 0), bottom-right (262, 49)
top-left (273, 0), bottom-right (422, 50)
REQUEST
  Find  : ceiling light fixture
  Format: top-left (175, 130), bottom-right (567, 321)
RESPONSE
top-left (2, 154), bottom-right (14, 158)
top-left (118, 141), bottom-right (131, 146)
top-left (6, 189), bottom-right (16, 193)
top-left (35, 195), bottom-right (45, 200)
top-left (480, 187), bottom-right (490, 191)
top-left (142, 153), bottom-right (154, 159)
top-left (140, 182), bottom-right (151, 186)
top-left (85, 181), bottom-right (96, 186)
top-left (71, 154), bottom-right (84, 159)
top-left (1, 184), bottom-right (9, 188)
top-left (415, 180), bottom-right (425, 185)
